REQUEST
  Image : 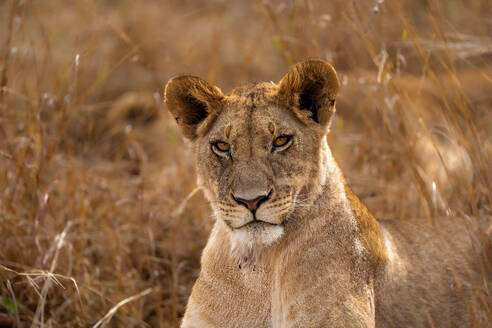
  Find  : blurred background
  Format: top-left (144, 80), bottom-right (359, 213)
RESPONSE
top-left (0, 0), bottom-right (490, 326)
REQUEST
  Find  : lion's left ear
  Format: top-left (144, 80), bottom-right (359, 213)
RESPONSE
top-left (164, 75), bottom-right (225, 140)
top-left (278, 59), bottom-right (339, 127)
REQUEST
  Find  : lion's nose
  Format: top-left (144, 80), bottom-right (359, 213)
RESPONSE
top-left (232, 192), bottom-right (271, 213)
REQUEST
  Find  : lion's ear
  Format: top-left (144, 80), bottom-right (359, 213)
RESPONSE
top-left (278, 59), bottom-right (339, 127)
top-left (164, 75), bottom-right (225, 140)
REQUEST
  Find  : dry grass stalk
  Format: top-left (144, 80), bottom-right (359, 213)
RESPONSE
top-left (92, 287), bottom-right (157, 328)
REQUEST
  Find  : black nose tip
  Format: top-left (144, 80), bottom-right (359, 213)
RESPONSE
top-left (233, 192), bottom-right (271, 213)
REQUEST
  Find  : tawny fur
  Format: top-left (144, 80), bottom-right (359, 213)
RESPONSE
top-left (164, 59), bottom-right (491, 327)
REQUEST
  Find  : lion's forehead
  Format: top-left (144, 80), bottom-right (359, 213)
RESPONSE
top-left (226, 81), bottom-right (278, 104)
top-left (210, 104), bottom-right (299, 144)
top-left (204, 82), bottom-right (298, 142)
top-left (210, 105), bottom-right (298, 146)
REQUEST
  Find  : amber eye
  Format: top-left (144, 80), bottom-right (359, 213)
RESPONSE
top-left (212, 141), bottom-right (230, 154)
top-left (272, 135), bottom-right (293, 149)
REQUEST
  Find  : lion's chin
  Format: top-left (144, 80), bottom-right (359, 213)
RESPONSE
top-left (228, 221), bottom-right (284, 267)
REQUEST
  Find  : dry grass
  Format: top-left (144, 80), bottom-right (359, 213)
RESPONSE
top-left (0, 0), bottom-right (490, 327)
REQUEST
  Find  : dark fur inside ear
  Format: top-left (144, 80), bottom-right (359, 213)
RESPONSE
top-left (278, 59), bottom-right (339, 127)
top-left (298, 80), bottom-right (325, 123)
top-left (179, 94), bottom-right (208, 125)
top-left (164, 75), bottom-right (224, 139)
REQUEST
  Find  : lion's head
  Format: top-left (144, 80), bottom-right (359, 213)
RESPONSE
top-left (165, 60), bottom-right (339, 251)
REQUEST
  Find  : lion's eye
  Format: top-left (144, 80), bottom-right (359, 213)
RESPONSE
top-left (272, 135), bottom-right (293, 150)
top-left (212, 141), bottom-right (230, 154)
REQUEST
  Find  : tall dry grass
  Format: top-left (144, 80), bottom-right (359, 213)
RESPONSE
top-left (0, 0), bottom-right (490, 327)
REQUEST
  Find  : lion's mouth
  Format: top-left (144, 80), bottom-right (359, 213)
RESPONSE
top-left (232, 219), bottom-right (282, 230)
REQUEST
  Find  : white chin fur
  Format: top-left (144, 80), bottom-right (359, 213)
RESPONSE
top-left (229, 223), bottom-right (284, 266)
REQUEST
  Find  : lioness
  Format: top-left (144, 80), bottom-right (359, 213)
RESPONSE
top-left (164, 60), bottom-right (491, 327)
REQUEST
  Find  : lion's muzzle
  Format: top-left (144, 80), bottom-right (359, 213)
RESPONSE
top-left (232, 189), bottom-right (272, 214)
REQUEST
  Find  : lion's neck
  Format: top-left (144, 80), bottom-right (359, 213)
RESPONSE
top-left (278, 138), bottom-right (387, 273)
top-left (290, 137), bottom-right (351, 225)
top-left (315, 137), bottom-right (347, 204)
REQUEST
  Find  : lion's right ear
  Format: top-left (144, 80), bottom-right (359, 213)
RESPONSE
top-left (164, 76), bottom-right (225, 140)
top-left (278, 59), bottom-right (339, 128)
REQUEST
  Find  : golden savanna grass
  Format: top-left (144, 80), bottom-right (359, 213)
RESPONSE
top-left (0, 0), bottom-right (490, 327)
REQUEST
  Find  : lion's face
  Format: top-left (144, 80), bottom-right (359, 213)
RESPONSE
top-left (165, 60), bottom-right (339, 248)
top-left (195, 87), bottom-right (324, 245)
